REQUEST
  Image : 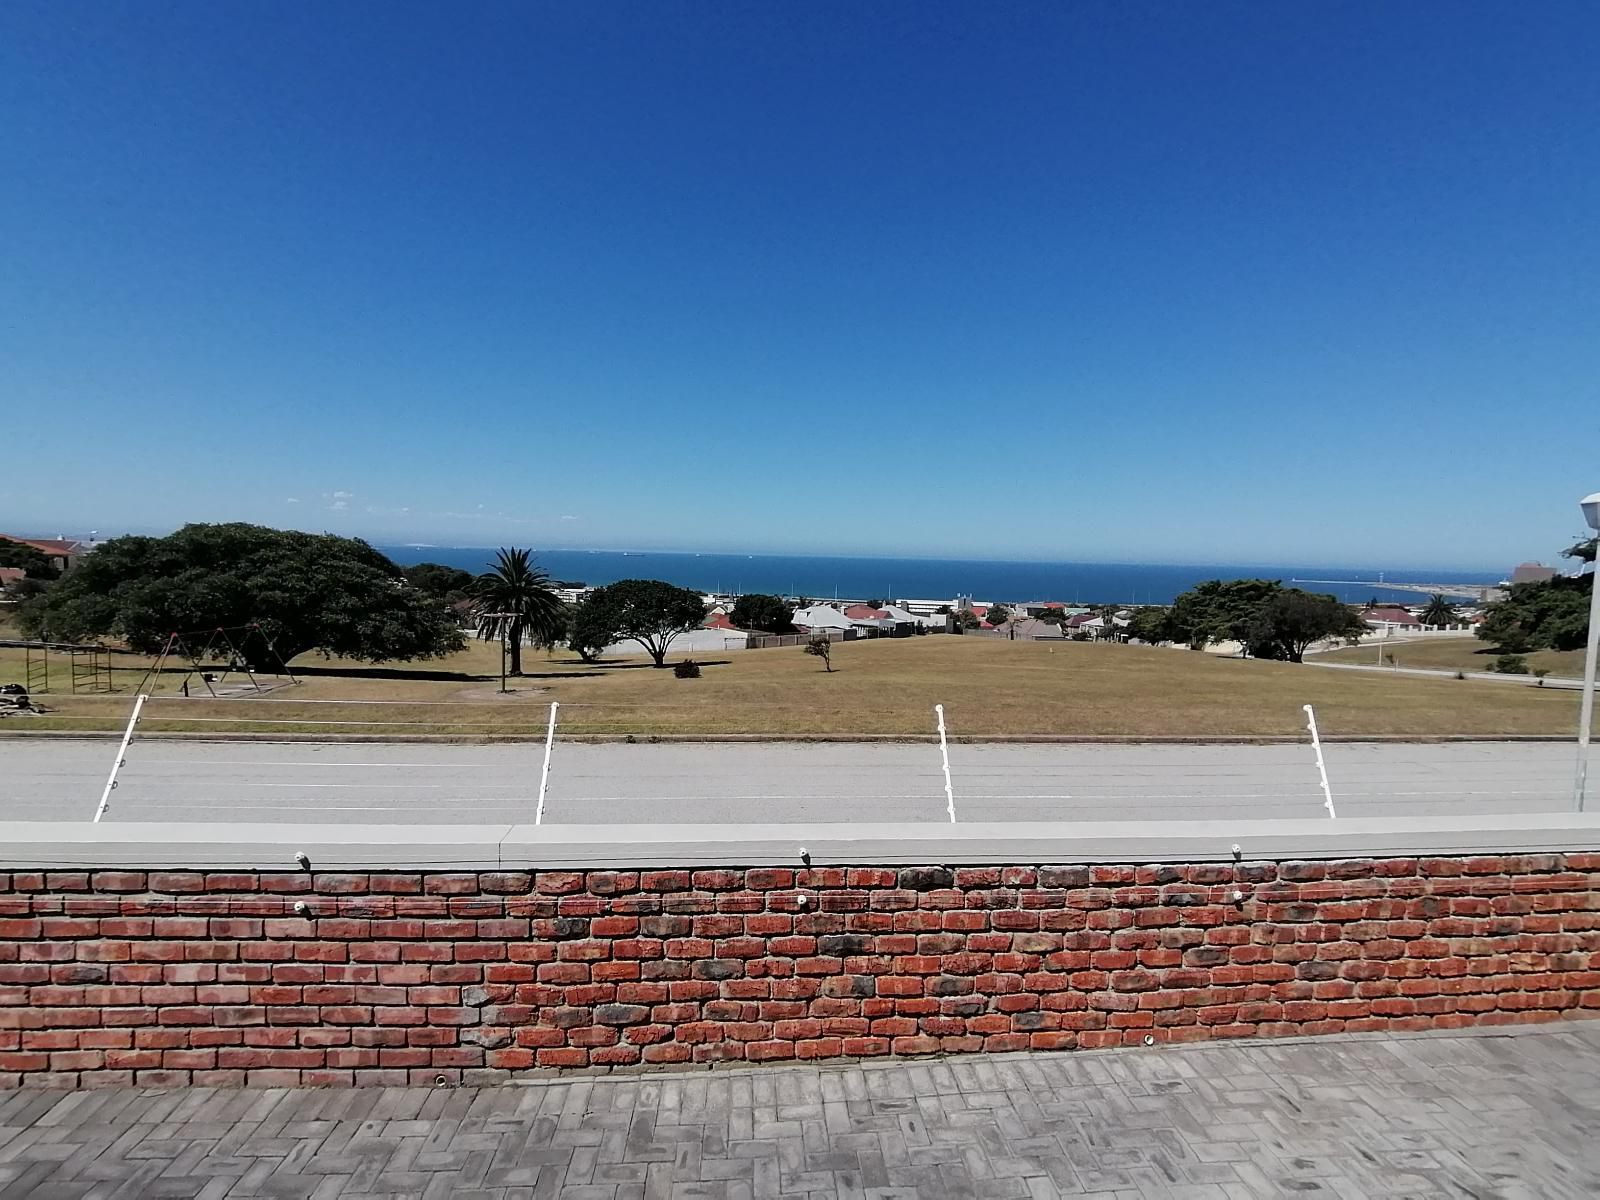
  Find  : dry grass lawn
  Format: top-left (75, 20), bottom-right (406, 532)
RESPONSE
top-left (1313, 636), bottom-right (1585, 679)
top-left (0, 630), bottom-right (1580, 739)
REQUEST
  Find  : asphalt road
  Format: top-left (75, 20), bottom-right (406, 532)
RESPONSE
top-left (0, 738), bottom-right (1581, 824)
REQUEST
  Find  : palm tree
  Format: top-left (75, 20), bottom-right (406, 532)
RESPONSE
top-left (1420, 593), bottom-right (1458, 628)
top-left (470, 548), bottom-right (565, 675)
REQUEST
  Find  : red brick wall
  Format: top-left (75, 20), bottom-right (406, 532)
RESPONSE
top-left (2, 856), bottom-right (1598, 1087)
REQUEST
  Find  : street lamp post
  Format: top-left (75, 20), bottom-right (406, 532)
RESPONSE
top-left (1575, 493), bottom-right (1600, 810)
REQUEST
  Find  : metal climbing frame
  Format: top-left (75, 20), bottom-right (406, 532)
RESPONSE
top-left (69, 645), bottom-right (114, 694)
top-left (25, 644), bottom-right (48, 694)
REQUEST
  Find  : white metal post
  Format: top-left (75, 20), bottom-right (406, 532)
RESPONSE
top-left (935, 704), bottom-right (956, 823)
top-left (1303, 703), bottom-right (1336, 818)
top-left (536, 701), bottom-right (559, 825)
top-left (1575, 561), bottom-right (1600, 810)
top-left (94, 693), bottom-right (147, 823)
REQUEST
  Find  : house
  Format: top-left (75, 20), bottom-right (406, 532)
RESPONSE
top-left (704, 609), bottom-right (741, 631)
top-left (843, 603), bottom-right (888, 621)
top-left (1064, 612), bottom-right (1101, 636)
top-left (1020, 600), bottom-right (1066, 618)
top-left (1362, 606), bottom-right (1422, 630)
top-left (879, 604), bottom-right (923, 627)
top-left (790, 604), bottom-right (853, 634)
top-left (991, 617), bottom-right (1064, 640)
top-left (0, 534), bottom-right (90, 573)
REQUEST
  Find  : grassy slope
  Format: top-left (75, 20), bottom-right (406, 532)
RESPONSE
top-left (1313, 636), bottom-right (1585, 678)
top-left (2, 633), bottom-right (1578, 738)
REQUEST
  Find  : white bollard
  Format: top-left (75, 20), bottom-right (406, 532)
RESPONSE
top-left (94, 693), bottom-right (147, 823)
top-left (1303, 703), bottom-right (1336, 818)
top-left (536, 701), bottom-right (559, 825)
top-left (935, 704), bottom-right (956, 823)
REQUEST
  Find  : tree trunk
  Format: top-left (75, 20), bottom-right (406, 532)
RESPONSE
top-left (508, 620), bottom-right (524, 675)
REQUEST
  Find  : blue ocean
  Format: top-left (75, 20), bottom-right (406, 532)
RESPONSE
top-left (376, 546), bottom-right (1499, 607)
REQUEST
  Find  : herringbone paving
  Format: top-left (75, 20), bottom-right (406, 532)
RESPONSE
top-left (2, 1023), bottom-right (1597, 1199)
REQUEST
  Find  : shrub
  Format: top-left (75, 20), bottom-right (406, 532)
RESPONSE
top-left (1533, 668), bottom-right (1550, 679)
top-left (673, 660), bottom-right (701, 679)
top-left (804, 636), bottom-right (834, 672)
top-left (1495, 654), bottom-right (1529, 675)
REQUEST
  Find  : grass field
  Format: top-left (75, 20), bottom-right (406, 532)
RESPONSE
top-left (0, 629), bottom-right (1582, 739)
top-left (1313, 636), bottom-right (1585, 679)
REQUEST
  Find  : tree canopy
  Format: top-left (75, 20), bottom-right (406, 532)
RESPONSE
top-left (1123, 606), bottom-right (1173, 644)
top-left (1166, 579), bottom-right (1360, 660)
top-left (1477, 575), bottom-right (1591, 653)
top-left (1563, 536), bottom-right (1597, 565)
top-left (1166, 579), bottom-right (1284, 650)
top-left (18, 523), bottom-right (463, 668)
top-left (567, 592), bottom-right (615, 663)
top-left (1420, 594), bottom-right (1460, 627)
top-left (569, 578), bottom-right (706, 666)
top-left (728, 593), bottom-right (793, 633)
top-left (1243, 590), bottom-right (1366, 662)
top-left (469, 548), bottom-right (567, 675)
top-left (402, 562), bottom-right (476, 602)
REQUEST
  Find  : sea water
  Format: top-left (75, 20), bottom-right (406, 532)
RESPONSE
top-left (376, 546), bottom-right (1498, 607)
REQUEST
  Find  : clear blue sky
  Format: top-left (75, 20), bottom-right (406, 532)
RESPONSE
top-left (4, 2), bottom-right (1596, 570)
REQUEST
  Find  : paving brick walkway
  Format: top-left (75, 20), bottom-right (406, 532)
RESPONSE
top-left (2, 1023), bottom-right (1598, 1199)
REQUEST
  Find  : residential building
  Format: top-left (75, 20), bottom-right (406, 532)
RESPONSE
top-left (0, 534), bottom-right (91, 573)
top-left (790, 604), bottom-right (853, 634)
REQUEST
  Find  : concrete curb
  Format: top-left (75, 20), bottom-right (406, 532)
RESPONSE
top-left (0, 729), bottom-right (1579, 745)
top-left (489, 1009), bottom-right (1600, 1082)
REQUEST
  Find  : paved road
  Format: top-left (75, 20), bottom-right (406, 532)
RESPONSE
top-left (1308, 660), bottom-right (1583, 689)
top-left (3, 1022), bottom-right (1597, 1198)
top-left (0, 739), bottom-right (1582, 824)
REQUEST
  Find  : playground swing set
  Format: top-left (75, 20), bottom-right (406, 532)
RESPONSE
top-left (134, 623), bottom-right (299, 698)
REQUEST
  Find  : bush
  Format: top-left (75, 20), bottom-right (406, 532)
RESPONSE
top-left (804, 636), bottom-right (834, 672)
top-left (673, 660), bottom-right (701, 678)
top-left (1495, 654), bottom-right (1529, 674)
top-left (1533, 668), bottom-right (1550, 679)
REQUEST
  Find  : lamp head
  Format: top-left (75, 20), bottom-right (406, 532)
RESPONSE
top-left (1582, 492), bottom-right (1600, 533)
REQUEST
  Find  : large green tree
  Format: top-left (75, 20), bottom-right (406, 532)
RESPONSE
top-left (469, 548), bottom-right (567, 675)
top-left (571, 578), bottom-right (706, 667)
top-left (1123, 606), bottom-right (1173, 645)
top-left (728, 593), bottom-right (793, 633)
top-left (568, 590), bottom-right (618, 662)
top-left (1243, 590), bottom-right (1366, 662)
top-left (1477, 575), bottom-right (1591, 653)
top-left (1167, 579), bottom-right (1360, 659)
top-left (19, 523), bottom-right (463, 668)
top-left (1166, 579), bottom-right (1284, 650)
top-left (0, 538), bottom-right (61, 581)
